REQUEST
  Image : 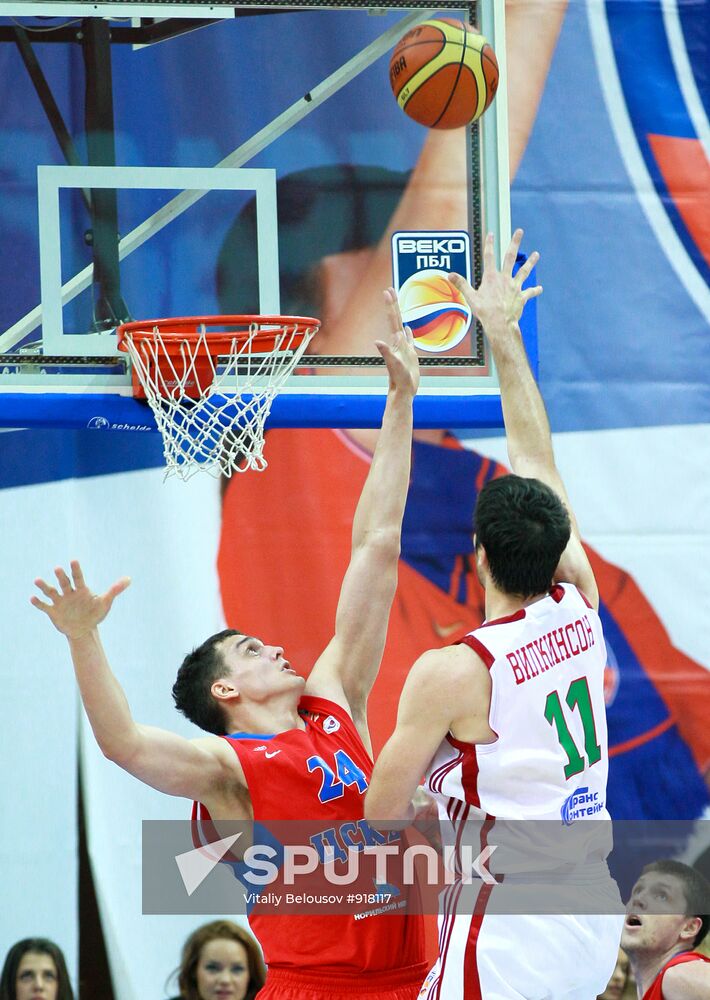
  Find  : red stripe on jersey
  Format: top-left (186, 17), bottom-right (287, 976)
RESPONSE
top-left (461, 746), bottom-right (481, 810)
top-left (642, 951), bottom-right (710, 1000)
top-left (443, 734), bottom-right (481, 810)
top-left (429, 748), bottom-right (464, 795)
top-left (550, 584), bottom-right (565, 603)
top-left (479, 608), bottom-right (527, 627)
top-left (457, 634), bottom-right (495, 670)
top-left (461, 813), bottom-right (496, 1000)
top-left (435, 801), bottom-right (472, 995)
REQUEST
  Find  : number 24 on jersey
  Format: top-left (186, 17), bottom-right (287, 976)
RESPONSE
top-left (307, 750), bottom-right (368, 803)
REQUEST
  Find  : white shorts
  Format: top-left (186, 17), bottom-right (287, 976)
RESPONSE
top-left (419, 881), bottom-right (624, 1000)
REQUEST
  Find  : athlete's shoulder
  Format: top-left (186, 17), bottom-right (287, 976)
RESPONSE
top-left (662, 953), bottom-right (710, 1000)
top-left (410, 644), bottom-right (491, 702)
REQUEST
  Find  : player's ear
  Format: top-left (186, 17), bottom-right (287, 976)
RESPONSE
top-left (211, 678), bottom-right (239, 702)
top-left (679, 915), bottom-right (702, 943)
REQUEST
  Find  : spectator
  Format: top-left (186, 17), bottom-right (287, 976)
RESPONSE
top-left (168, 920), bottom-right (266, 1000)
top-left (598, 948), bottom-right (631, 1000)
top-left (0, 939), bottom-right (74, 1000)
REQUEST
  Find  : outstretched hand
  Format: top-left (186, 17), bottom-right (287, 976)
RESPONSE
top-left (449, 229), bottom-right (542, 338)
top-left (375, 287), bottom-right (420, 396)
top-left (31, 560), bottom-right (130, 639)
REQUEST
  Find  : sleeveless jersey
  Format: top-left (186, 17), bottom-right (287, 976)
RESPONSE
top-left (195, 695), bottom-right (424, 975)
top-left (425, 583), bottom-right (611, 874)
top-left (642, 951), bottom-right (710, 999)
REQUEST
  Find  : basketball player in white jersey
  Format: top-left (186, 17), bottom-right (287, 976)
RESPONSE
top-left (365, 229), bottom-right (623, 999)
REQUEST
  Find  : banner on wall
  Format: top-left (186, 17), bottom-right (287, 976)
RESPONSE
top-left (1, 3), bottom-right (709, 997)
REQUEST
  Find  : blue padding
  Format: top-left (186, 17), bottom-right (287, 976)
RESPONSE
top-left (0, 391), bottom-right (507, 430)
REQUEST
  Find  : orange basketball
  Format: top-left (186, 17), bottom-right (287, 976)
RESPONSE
top-left (389, 18), bottom-right (499, 129)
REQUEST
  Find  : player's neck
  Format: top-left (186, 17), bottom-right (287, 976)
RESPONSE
top-left (630, 945), bottom-right (687, 998)
top-left (484, 584), bottom-right (548, 623)
top-left (226, 695), bottom-right (305, 737)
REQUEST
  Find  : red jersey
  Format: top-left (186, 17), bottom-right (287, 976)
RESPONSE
top-left (642, 951), bottom-right (710, 999)
top-left (196, 695), bottom-right (425, 975)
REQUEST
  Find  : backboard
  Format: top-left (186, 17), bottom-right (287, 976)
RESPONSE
top-left (0, 0), bottom-right (531, 432)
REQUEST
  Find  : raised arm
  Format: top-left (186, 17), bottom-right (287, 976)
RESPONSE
top-left (31, 561), bottom-right (244, 806)
top-left (449, 230), bottom-right (598, 607)
top-left (305, 291), bottom-right (419, 745)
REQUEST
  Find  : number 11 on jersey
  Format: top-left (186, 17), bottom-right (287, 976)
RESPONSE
top-left (544, 676), bottom-right (602, 780)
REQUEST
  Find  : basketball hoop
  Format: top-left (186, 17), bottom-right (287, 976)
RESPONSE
top-left (116, 315), bottom-right (319, 480)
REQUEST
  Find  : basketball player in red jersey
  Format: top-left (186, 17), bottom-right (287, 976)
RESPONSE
top-left (622, 860), bottom-right (710, 999)
top-left (365, 229), bottom-right (623, 998)
top-left (31, 289), bottom-right (428, 1000)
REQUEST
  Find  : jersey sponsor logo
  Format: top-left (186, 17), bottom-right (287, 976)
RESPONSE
top-left (561, 786), bottom-right (605, 825)
top-left (253, 745), bottom-right (281, 758)
top-left (323, 715), bottom-right (341, 734)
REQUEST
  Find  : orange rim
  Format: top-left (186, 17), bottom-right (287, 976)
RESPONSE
top-left (116, 314), bottom-right (320, 356)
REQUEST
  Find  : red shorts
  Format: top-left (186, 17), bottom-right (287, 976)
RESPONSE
top-left (256, 963), bottom-right (428, 1000)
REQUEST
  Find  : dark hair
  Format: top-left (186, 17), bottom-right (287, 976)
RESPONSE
top-left (173, 629), bottom-right (239, 735)
top-left (641, 860), bottom-right (710, 949)
top-left (474, 475), bottom-right (571, 598)
top-left (0, 939), bottom-right (74, 1000)
top-left (174, 920), bottom-right (266, 1000)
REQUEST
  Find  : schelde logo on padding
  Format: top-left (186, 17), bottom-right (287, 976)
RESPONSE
top-left (87, 415), bottom-right (110, 430)
top-left (398, 269), bottom-right (472, 352)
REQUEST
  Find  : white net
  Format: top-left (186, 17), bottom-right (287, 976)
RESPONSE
top-left (122, 320), bottom-right (317, 480)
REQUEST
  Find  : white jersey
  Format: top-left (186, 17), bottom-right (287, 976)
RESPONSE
top-left (426, 582), bottom-right (610, 833)
top-left (420, 583), bottom-right (623, 1000)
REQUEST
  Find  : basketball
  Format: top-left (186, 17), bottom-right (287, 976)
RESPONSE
top-left (389, 18), bottom-right (499, 129)
top-left (398, 270), bottom-right (472, 352)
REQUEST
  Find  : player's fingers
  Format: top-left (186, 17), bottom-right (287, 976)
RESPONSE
top-left (30, 595), bottom-right (53, 613)
top-left (384, 288), bottom-right (405, 341)
top-left (55, 567), bottom-right (72, 594)
top-left (515, 250), bottom-right (539, 285)
top-left (403, 324), bottom-right (414, 345)
top-left (522, 284), bottom-right (543, 301)
top-left (105, 577), bottom-right (131, 604)
top-left (34, 578), bottom-right (59, 601)
top-left (374, 339), bottom-right (393, 361)
top-left (482, 232), bottom-right (496, 274)
top-left (503, 228), bottom-right (523, 275)
top-left (448, 272), bottom-right (474, 301)
top-left (70, 560), bottom-right (85, 589)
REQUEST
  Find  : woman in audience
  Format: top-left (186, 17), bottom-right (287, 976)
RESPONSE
top-left (169, 920), bottom-right (266, 1000)
top-left (0, 938), bottom-right (74, 1000)
top-left (598, 947), bottom-right (631, 1000)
